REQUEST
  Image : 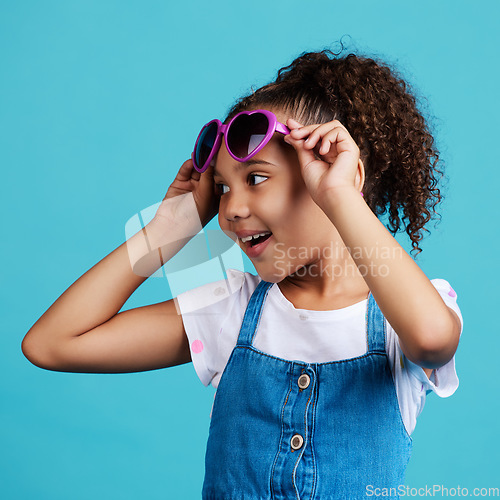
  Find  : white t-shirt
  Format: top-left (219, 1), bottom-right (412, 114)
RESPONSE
top-left (175, 269), bottom-right (463, 436)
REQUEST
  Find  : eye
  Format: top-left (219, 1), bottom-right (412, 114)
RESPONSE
top-left (215, 174), bottom-right (268, 194)
top-left (215, 183), bottom-right (230, 195)
top-left (249, 174), bottom-right (268, 186)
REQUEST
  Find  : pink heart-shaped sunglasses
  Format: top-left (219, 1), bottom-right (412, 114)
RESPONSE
top-left (192, 109), bottom-right (290, 173)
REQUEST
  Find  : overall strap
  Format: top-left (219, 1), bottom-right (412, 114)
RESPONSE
top-left (236, 280), bottom-right (274, 347)
top-left (366, 291), bottom-right (387, 353)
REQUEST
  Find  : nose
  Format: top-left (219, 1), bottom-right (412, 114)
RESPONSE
top-left (222, 190), bottom-right (251, 222)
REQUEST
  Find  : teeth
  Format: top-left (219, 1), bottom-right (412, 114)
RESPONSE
top-left (240, 232), bottom-right (271, 243)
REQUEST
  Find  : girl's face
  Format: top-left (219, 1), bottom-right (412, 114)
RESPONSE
top-left (214, 108), bottom-right (343, 283)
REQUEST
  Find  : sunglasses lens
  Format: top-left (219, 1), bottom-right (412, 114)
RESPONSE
top-left (195, 122), bottom-right (219, 170)
top-left (227, 113), bottom-right (270, 159)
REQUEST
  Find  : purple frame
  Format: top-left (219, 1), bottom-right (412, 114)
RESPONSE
top-left (192, 109), bottom-right (291, 173)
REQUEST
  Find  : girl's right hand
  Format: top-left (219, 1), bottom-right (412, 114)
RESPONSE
top-left (157, 158), bottom-right (220, 227)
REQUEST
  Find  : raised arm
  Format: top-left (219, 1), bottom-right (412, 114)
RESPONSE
top-left (21, 159), bottom-right (219, 373)
top-left (285, 118), bottom-right (461, 370)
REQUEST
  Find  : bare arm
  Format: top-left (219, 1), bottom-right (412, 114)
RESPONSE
top-left (323, 187), bottom-right (461, 370)
top-left (285, 119), bottom-right (461, 371)
top-left (22, 159), bottom-right (220, 373)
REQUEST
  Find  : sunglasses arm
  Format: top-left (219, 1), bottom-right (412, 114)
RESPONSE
top-left (276, 122), bottom-right (291, 135)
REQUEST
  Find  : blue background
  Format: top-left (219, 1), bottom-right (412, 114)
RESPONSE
top-left (1, 0), bottom-right (498, 498)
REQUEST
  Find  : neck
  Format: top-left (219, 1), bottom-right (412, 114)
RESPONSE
top-left (276, 241), bottom-right (370, 310)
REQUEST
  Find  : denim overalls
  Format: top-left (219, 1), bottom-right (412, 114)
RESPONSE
top-left (202, 280), bottom-right (412, 499)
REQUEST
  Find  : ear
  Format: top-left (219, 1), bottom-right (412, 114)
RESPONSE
top-left (355, 158), bottom-right (365, 194)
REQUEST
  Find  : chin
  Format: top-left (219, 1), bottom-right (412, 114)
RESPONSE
top-left (253, 265), bottom-right (288, 284)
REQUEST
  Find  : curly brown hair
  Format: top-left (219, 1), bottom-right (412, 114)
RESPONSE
top-left (224, 48), bottom-right (445, 257)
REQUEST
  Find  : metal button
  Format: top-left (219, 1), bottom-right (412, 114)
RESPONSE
top-left (291, 433), bottom-right (304, 450)
top-left (298, 373), bottom-right (310, 390)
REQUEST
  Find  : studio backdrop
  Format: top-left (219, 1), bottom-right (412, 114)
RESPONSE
top-left (1, 1), bottom-right (498, 498)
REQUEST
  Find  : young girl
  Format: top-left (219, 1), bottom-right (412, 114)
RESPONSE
top-left (22, 48), bottom-right (463, 499)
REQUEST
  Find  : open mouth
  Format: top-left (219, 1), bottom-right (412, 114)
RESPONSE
top-left (237, 231), bottom-right (274, 258)
top-left (249, 233), bottom-right (272, 247)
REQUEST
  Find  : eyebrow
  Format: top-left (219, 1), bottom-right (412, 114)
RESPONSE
top-left (213, 159), bottom-right (277, 178)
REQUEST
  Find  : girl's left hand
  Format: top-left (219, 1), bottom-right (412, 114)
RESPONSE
top-left (284, 118), bottom-right (362, 206)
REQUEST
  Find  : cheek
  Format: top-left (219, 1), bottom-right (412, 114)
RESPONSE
top-left (281, 196), bottom-right (331, 244)
top-left (217, 205), bottom-right (230, 233)
top-left (217, 208), bottom-right (224, 225)
top-left (264, 192), bottom-right (294, 228)
top-left (264, 180), bottom-right (310, 224)
top-left (281, 185), bottom-right (318, 224)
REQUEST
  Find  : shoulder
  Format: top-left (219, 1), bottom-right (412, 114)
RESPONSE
top-left (429, 278), bottom-right (459, 300)
top-left (175, 269), bottom-right (261, 316)
top-left (174, 270), bottom-right (261, 388)
top-left (428, 278), bottom-right (463, 336)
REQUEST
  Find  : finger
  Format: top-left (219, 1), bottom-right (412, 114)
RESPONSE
top-left (318, 135), bottom-right (334, 156)
top-left (284, 135), bottom-right (318, 170)
top-left (176, 158), bottom-right (198, 181)
top-left (309, 123), bottom-right (359, 155)
top-left (286, 118), bottom-right (304, 130)
top-left (289, 125), bottom-right (318, 139)
top-left (289, 119), bottom-right (350, 141)
top-left (199, 163), bottom-right (217, 193)
top-left (303, 122), bottom-right (347, 150)
top-left (315, 128), bottom-right (345, 155)
top-left (327, 127), bottom-right (360, 155)
top-left (290, 123), bottom-right (335, 147)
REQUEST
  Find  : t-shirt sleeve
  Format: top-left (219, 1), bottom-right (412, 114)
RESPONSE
top-left (173, 269), bottom-right (246, 387)
top-left (389, 278), bottom-right (463, 398)
top-left (385, 278), bottom-right (463, 435)
top-left (404, 278), bottom-right (463, 397)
